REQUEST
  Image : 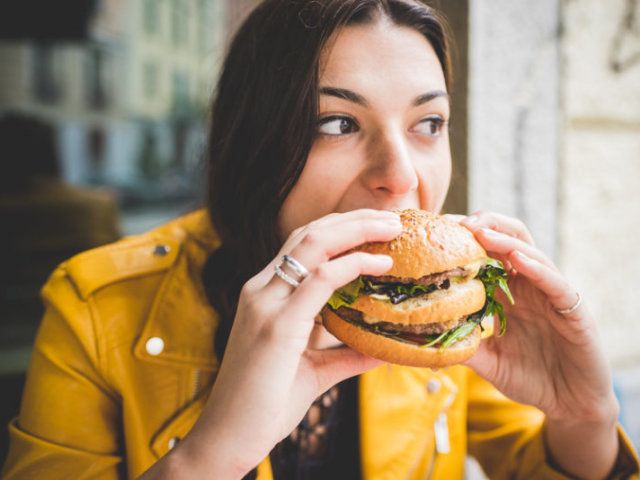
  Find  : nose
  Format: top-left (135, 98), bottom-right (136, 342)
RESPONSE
top-left (363, 127), bottom-right (418, 196)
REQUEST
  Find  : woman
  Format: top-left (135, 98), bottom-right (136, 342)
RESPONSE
top-left (2, 1), bottom-right (638, 479)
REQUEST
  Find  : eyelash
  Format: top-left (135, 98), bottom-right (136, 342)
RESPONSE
top-left (316, 114), bottom-right (448, 137)
top-left (414, 115), bottom-right (447, 137)
top-left (317, 115), bottom-right (359, 136)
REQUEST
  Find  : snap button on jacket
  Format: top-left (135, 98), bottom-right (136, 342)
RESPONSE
top-left (2, 211), bottom-right (638, 480)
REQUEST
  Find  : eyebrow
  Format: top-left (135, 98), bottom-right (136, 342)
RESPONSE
top-left (412, 90), bottom-right (449, 106)
top-left (319, 87), bottom-right (449, 108)
top-left (320, 87), bottom-right (369, 107)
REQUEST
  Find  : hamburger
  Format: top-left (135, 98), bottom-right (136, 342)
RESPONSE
top-left (322, 209), bottom-right (513, 368)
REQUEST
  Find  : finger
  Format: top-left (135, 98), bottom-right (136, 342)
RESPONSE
top-left (474, 227), bottom-right (557, 271)
top-left (508, 250), bottom-right (583, 320)
top-left (442, 213), bottom-right (466, 223)
top-left (462, 210), bottom-right (536, 246)
top-left (252, 210), bottom-right (400, 290)
top-left (281, 209), bottom-right (400, 254)
top-left (487, 252), bottom-right (514, 275)
top-left (306, 347), bottom-right (384, 393)
top-left (265, 214), bottom-right (401, 296)
top-left (284, 252), bottom-right (393, 330)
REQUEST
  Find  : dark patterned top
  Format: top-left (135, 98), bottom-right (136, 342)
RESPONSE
top-left (269, 377), bottom-right (360, 480)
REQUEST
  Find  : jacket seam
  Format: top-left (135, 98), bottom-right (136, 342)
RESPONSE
top-left (86, 292), bottom-right (121, 404)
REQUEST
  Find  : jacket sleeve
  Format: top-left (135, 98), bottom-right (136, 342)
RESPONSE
top-left (466, 370), bottom-right (639, 479)
top-left (1, 266), bottom-right (125, 480)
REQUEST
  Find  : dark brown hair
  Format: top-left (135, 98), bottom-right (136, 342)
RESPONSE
top-left (203, 0), bottom-right (452, 358)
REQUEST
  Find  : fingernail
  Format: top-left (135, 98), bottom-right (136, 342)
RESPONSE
top-left (463, 216), bottom-right (480, 226)
top-left (481, 228), bottom-right (499, 238)
top-left (380, 209), bottom-right (399, 217)
top-left (376, 255), bottom-right (394, 266)
top-left (443, 214), bottom-right (464, 223)
top-left (383, 217), bottom-right (402, 228)
top-left (512, 250), bottom-right (533, 264)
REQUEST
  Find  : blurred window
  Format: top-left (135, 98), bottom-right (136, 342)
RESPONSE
top-left (198, 0), bottom-right (212, 52)
top-left (143, 61), bottom-right (159, 100)
top-left (143, 0), bottom-right (159, 36)
top-left (171, 0), bottom-right (189, 47)
top-left (31, 45), bottom-right (63, 103)
top-left (172, 70), bottom-right (190, 114)
top-left (85, 47), bottom-right (109, 109)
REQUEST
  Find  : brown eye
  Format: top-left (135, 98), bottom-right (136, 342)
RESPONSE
top-left (414, 116), bottom-right (446, 137)
top-left (318, 115), bottom-right (359, 136)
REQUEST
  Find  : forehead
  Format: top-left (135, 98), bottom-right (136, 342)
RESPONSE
top-left (319, 20), bottom-right (447, 94)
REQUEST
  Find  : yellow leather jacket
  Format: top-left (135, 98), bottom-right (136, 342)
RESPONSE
top-left (2, 211), bottom-right (638, 479)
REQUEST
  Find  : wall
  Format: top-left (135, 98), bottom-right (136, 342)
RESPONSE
top-left (560, 0), bottom-right (640, 370)
top-left (468, 0), bottom-right (561, 260)
top-left (467, 0), bottom-right (640, 457)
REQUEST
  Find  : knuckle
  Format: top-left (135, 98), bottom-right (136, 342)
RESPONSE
top-left (290, 224), bottom-right (306, 238)
top-left (513, 218), bottom-right (527, 231)
top-left (300, 228), bottom-right (324, 249)
top-left (313, 262), bottom-right (333, 283)
top-left (241, 277), bottom-right (258, 296)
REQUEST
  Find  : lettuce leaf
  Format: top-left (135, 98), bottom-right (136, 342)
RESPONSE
top-left (327, 276), bottom-right (364, 310)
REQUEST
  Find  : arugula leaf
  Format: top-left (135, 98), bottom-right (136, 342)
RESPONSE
top-left (439, 319), bottom-right (479, 350)
top-left (326, 258), bottom-right (515, 349)
top-left (476, 258), bottom-right (514, 337)
top-left (421, 330), bottom-right (449, 348)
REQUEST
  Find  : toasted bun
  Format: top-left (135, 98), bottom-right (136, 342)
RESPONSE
top-left (355, 278), bottom-right (486, 326)
top-left (323, 308), bottom-right (481, 368)
top-left (353, 209), bottom-right (486, 278)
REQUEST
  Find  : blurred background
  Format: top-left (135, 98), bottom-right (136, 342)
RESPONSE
top-left (0, 0), bottom-right (638, 471)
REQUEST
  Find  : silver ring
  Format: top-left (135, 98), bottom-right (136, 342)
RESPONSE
top-left (274, 264), bottom-right (300, 287)
top-left (282, 255), bottom-right (309, 279)
top-left (555, 292), bottom-right (582, 314)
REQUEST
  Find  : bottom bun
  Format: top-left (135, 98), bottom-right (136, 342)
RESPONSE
top-left (322, 308), bottom-right (481, 368)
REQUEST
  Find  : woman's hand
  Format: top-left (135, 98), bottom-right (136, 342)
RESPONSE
top-left (458, 210), bottom-right (620, 478)
top-left (159, 209), bottom-right (401, 479)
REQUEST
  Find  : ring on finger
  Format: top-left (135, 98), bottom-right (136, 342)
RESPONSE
top-left (554, 292), bottom-right (582, 314)
top-left (283, 254), bottom-right (310, 278)
top-left (274, 255), bottom-right (309, 288)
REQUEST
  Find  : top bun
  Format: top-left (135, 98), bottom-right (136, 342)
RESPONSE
top-left (354, 209), bottom-right (486, 277)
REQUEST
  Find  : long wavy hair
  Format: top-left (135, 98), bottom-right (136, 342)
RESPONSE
top-left (203, 0), bottom-right (452, 359)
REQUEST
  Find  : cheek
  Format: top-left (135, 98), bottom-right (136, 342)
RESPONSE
top-left (415, 144), bottom-right (452, 210)
top-left (277, 149), bottom-right (354, 238)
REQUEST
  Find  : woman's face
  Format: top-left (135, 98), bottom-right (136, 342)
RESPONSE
top-left (278, 19), bottom-right (452, 238)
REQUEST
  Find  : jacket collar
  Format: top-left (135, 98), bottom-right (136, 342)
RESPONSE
top-left (133, 210), bottom-right (221, 371)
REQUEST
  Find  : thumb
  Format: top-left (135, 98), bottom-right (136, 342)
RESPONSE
top-left (462, 342), bottom-right (496, 380)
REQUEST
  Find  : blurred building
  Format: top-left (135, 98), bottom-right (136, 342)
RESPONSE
top-left (126, 0), bottom-right (224, 120)
top-left (0, 0), bottom-right (226, 201)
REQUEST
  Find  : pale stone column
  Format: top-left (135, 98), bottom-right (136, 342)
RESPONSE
top-left (560, 0), bottom-right (640, 368)
top-left (467, 0), bottom-right (562, 260)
